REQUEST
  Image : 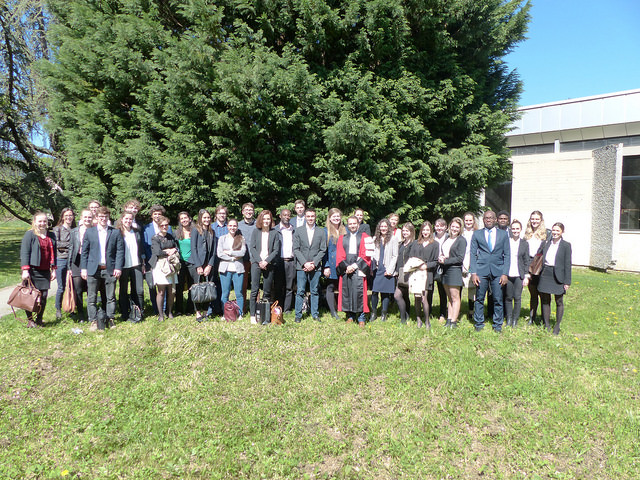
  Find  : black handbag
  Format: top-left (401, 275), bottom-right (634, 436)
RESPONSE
top-left (190, 277), bottom-right (218, 304)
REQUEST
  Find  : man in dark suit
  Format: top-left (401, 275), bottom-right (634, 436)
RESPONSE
top-left (81, 206), bottom-right (124, 330)
top-left (293, 208), bottom-right (327, 322)
top-left (274, 208), bottom-right (296, 313)
top-left (469, 210), bottom-right (510, 332)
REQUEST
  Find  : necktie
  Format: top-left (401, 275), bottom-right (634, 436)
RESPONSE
top-left (488, 230), bottom-right (493, 251)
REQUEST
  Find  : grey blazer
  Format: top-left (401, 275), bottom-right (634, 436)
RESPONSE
top-left (217, 233), bottom-right (247, 273)
top-left (293, 225), bottom-right (327, 271)
top-left (372, 236), bottom-right (399, 274)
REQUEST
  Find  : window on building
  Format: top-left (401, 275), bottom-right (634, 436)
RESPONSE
top-left (485, 181), bottom-right (512, 214)
top-left (620, 155), bottom-right (640, 231)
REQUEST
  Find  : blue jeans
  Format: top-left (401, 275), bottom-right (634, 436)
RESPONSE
top-left (220, 271), bottom-right (244, 314)
top-left (474, 274), bottom-right (504, 331)
top-left (295, 269), bottom-right (321, 320)
top-left (55, 258), bottom-right (68, 311)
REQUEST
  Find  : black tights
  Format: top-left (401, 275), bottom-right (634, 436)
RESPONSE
top-left (540, 293), bottom-right (564, 334)
top-left (528, 280), bottom-right (541, 322)
top-left (414, 294), bottom-right (430, 327)
top-left (394, 286), bottom-right (410, 322)
top-left (325, 279), bottom-right (339, 318)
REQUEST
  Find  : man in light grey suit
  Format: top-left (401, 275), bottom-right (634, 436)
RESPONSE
top-left (469, 210), bottom-right (510, 332)
top-left (293, 208), bottom-right (327, 322)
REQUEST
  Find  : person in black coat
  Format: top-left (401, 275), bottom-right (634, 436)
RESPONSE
top-left (189, 209), bottom-right (216, 321)
top-left (538, 222), bottom-right (572, 335)
top-left (116, 211), bottom-right (146, 322)
top-left (504, 220), bottom-right (531, 327)
top-left (249, 210), bottom-right (281, 324)
top-left (409, 221), bottom-right (439, 329)
top-left (20, 212), bottom-right (57, 328)
top-left (393, 223), bottom-right (416, 324)
top-left (81, 206), bottom-right (124, 330)
top-left (437, 217), bottom-right (467, 328)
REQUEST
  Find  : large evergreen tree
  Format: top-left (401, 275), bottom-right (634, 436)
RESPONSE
top-left (0, 0), bottom-right (67, 222)
top-left (43, 0), bottom-right (530, 222)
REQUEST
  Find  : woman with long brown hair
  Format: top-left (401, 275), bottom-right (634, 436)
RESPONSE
top-left (249, 210), bottom-right (281, 324)
top-left (52, 207), bottom-right (75, 319)
top-left (323, 208), bottom-right (346, 319)
top-left (409, 221), bottom-right (439, 328)
top-left (393, 222), bottom-right (415, 324)
top-left (217, 218), bottom-right (247, 316)
top-left (20, 212), bottom-right (57, 327)
top-left (190, 208), bottom-right (216, 321)
top-left (174, 211), bottom-right (194, 314)
top-left (116, 211), bottom-right (145, 321)
top-left (370, 218), bottom-right (399, 322)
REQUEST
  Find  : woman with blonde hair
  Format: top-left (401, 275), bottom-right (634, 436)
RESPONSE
top-left (324, 208), bottom-right (346, 319)
top-left (20, 212), bottom-right (57, 327)
top-left (523, 210), bottom-right (550, 324)
top-left (438, 217), bottom-right (467, 328)
top-left (462, 212), bottom-right (478, 318)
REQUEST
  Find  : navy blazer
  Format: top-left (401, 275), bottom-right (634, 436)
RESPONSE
top-left (541, 239), bottom-right (572, 285)
top-left (293, 225), bottom-right (328, 270)
top-left (469, 228), bottom-right (510, 277)
top-left (21, 230), bottom-right (57, 269)
top-left (80, 226), bottom-right (125, 275)
top-left (249, 228), bottom-right (281, 265)
top-left (189, 228), bottom-right (216, 268)
top-left (143, 222), bottom-right (172, 265)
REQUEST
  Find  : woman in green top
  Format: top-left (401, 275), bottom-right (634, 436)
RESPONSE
top-left (175, 211), bottom-right (194, 314)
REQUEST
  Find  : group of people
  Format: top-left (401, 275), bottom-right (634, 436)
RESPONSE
top-left (19, 199), bottom-right (572, 334)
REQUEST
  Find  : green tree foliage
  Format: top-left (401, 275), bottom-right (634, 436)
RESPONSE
top-left (44, 0), bottom-right (530, 222)
top-left (0, 0), bottom-right (67, 223)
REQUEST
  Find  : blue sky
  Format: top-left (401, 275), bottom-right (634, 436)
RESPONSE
top-left (505, 0), bottom-right (640, 106)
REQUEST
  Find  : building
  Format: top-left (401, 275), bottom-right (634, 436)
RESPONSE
top-left (502, 89), bottom-right (640, 272)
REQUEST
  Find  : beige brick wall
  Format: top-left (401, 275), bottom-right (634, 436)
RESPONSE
top-left (510, 151), bottom-right (594, 266)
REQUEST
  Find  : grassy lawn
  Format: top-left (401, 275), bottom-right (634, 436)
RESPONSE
top-left (0, 219), bottom-right (30, 288)
top-left (0, 267), bottom-right (638, 479)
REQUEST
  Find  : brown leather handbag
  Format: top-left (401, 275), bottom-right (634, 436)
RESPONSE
top-left (270, 301), bottom-right (284, 325)
top-left (62, 270), bottom-right (76, 313)
top-left (7, 278), bottom-right (42, 317)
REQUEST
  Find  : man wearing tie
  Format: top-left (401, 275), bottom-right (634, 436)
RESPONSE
top-left (469, 210), bottom-right (510, 332)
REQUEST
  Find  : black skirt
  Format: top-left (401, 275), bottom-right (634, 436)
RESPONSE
top-left (442, 265), bottom-right (463, 287)
top-left (538, 266), bottom-right (564, 295)
top-left (29, 268), bottom-right (52, 292)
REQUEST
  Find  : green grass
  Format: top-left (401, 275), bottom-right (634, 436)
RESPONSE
top-left (0, 268), bottom-right (638, 479)
top-left (0, 219), bottom-right (30, 288)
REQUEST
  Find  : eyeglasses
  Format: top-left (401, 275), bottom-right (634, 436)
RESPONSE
top-left (160, 224), bottom-right (169, 228)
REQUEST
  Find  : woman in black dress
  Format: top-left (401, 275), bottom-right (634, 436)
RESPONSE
top-left (538, 222), bottom-right (572, 335)
top-left (437, 217), bottom-right (467, 328)
top-left (20, 212), bottom-right (57, 327)
top-left (393, 223), bottom-right (415, 324)
top-left (409, 221), bottom-right (439, 329)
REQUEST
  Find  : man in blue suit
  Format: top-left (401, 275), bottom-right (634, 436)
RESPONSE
top-left (469, 210), bottom-right (510, 332)
top-left (81, 206), bottom-right (124, 330)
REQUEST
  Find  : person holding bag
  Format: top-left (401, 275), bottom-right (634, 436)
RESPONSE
top-left (149, 216), bottom-right (178, 321)
top-left (393, 223), bottom-right (416, 324)
top-left (189, 209), bottom-right (217, 322)
top-left (20, 212), bottom-right (57, 328)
